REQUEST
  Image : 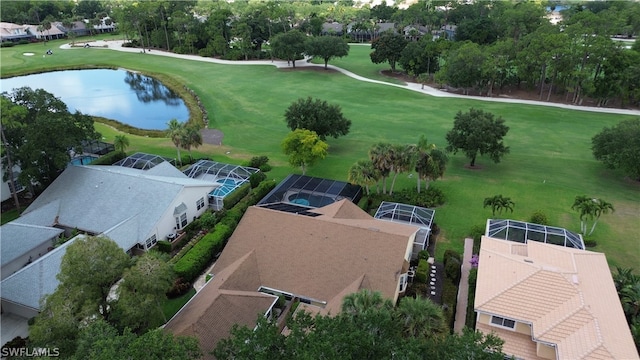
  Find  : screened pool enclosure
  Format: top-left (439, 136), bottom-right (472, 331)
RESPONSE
top-left (486, 219), bottom-right (585, 250)
top-left (374, 202), bottom-right (435, 259)
top-left (113, 152), bottom-right (175, 170)
top-left (182, 160), bottom-right (259, 210)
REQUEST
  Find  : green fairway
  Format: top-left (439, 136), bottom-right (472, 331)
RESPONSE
top-left (2, 38), bottom-right (638, 269)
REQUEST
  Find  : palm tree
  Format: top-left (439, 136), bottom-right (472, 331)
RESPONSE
top-left (348, 160), bottom-right (379, 195)
top-left (166, 119), bottom-right (185, 165)
top-left (571, 195), bottom-right (613, 235)
top-left (368, 143), bottom-right (393, 194)
top-left (113, 135), bottom-right (129, 154)
top-left (388, 144), bottom-right (412, 195)
top-left (588, 198), bottom-right (614, 235)
top-left (412, 136), bottom-right (448, 193)
top-left (396, 296), bottom-right (447, 339)
top-left (181, 125), bottom-right (203, 161)
top-left (341, 289), bottom-right (393, 317)
top-left (483, 195), bottom-right (515, 217)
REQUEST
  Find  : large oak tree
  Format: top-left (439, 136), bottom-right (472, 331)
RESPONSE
top-left (445, 108), bottom-right (510, 167)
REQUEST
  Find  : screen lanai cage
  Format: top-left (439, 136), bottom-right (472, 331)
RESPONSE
top-left (374, 202), bottom-right (435, 259)
top-left (486, 219), bottom-right (585, 250)
top-left (182, 160), bottom-right (259, 210)
top-left (113, 152), bottom-right (175, 170)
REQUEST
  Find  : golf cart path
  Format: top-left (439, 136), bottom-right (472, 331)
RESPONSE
top-left (61, 40), bottom-right (640, 116)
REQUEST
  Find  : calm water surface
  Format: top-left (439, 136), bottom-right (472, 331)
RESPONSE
top-left (0, 69), bottom-right (189, 130)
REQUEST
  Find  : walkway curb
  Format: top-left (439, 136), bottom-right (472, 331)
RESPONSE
top-left (453, 237), bottom-right (475, 334)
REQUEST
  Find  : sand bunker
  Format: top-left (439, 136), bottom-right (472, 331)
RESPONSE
top-left (23, 52), bottom-right (35, 56)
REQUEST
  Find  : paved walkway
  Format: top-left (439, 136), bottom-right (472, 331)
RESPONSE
top-left (60, 40), bottom-right (640, 116)
top-left (453, 237), bottom-right (475, 334)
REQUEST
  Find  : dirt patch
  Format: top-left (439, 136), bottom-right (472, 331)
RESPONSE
top-left (463, 164), bottom-right (484, 170)
top-left (201, 128), bottom-right (223, 146)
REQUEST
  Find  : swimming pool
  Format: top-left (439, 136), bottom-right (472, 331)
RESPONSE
top-left (210, 179), bottom-right (239, 197)
top-left (69, 155), bottom-right (98, 166)
top-left (287, 192), bottom-right (335, 208)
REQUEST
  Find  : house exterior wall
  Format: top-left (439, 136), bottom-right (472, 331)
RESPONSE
top-left (1, 240), bottom-right (54, 281)
top-left (0, 299), bottom-right (37, 319)
top-left (477, 312), bottom-right (532, 335)
top-left (145, 186), bottom-right (212, 248)
top-left (1, 162), bottom-right (23, 202)
top-left (536, 342), bottom-right (556, 360)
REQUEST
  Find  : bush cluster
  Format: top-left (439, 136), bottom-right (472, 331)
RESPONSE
top-left (443, 250), bottom-right (462, 283)
top-left (222, 183), bottom-right (251, 210)
top-left (465, 268), bottom-right (478, 329)
top-left (91, 151), bottom-right (127, 165)
top-left (249, 172), bottom-right (267, 188)
top-left (415, 259), bottom-right (429, 283)
top-left (363, 186), bottom-right (446, 213)
top-left (529, 210), bottom-right (549, 225)
top-left (156, 240), bottom-right (172, 254)
top-left (173, 224), bottom-right (233, 283)
top-left (166, 277), bottom-right (192, 299)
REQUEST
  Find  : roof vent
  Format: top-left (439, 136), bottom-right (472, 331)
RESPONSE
top-left (524, 259), bottom-right (534, 263)
top-left (572, 275), bottom-right (579, 284)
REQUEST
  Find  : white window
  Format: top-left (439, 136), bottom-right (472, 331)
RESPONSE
top-left (175, 213), bottom-right (187, 229)
top-left (8, 178), bottom-right (24, 194)
top-left (145, 235), bottom-right (157, 249)
top-left (197, 197), bottom-right (205, 210)
top-left (490, 315), bottom-right (516, 329)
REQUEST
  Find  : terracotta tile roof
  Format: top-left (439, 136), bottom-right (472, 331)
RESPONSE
top-left (475, 236), bottom-right (638, 360)
top-left (165, 199), bottom-right (419, 357)
top-left (477, 322), bottom-right (546, 360)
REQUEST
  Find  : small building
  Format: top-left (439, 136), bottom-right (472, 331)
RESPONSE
top-left (0, 22), bottom-right (32, 43)
top-left (474, 235), bottom-right (638, 359)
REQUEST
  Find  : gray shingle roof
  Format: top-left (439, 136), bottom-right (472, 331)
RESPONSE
top-left (22, 165), bottom-right (212, 249)
top-left (0, 223), bottom-right (63, 266)
top-left (0, 237), bottom-right (77, 310)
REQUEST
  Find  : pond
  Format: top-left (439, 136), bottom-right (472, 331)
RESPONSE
top-left (0, 69), bottom-right (189, 130)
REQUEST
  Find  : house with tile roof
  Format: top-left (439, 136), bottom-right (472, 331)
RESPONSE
top-left (0, 22), bottom-right (32, 42)
top-left (1, 162), bottom-right (218, 320)
top-left (164, 199), bottom-right (421, 358)
top-left (474, 236), bottom-right (639, 360)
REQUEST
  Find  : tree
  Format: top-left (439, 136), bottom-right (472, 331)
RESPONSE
top-left (411, 135), bottom-right (448, 193)
top-left (445, 108), bottom-right (510, 167)
top-left (396, 295), bottom-right (447, 339)
top-left (483, 195), bottom-right (515, 217)
top-left (270, 29), bottom-right (306, 67)
top-left (0, 96), bottom-right (27, 210)
top-left (2, 88), bottom-right (100, 191)
top-left (370, 31), bottom-right (407, 72)
top-left (592, 119), bottom-right (640, 181)
top-left (284, 97), bottom-right (351, 139)
top-left (72, 320), bottom-right (202, 360)
top-left (111, 252), bottom-right (174, 334)
top-left (305, 36), bottom-right (350, 69)
top-left (571, 195), bottom-right (614, 235)
top-left (388, 144), bottom-right (413, 195)
top-left (166, 119), bottom-right (185, 164)
top-left (347, 160), bottom-right (379, 195)
top-left (437, 41), bottom-right (486, 95)
top-left (369, 142), bottom-right (394, 194)
top-left (181, 125), bottom-right (203, 161)
top-left (30, 237), bottom-right (176, 355)
top-left (30, 236), bottom-right (130, 354)
top-left (113, 135), bottom-right (130, 154)
top-left (281, 129), bottom-right (328, 175)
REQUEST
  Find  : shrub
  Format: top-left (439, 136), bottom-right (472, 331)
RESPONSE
top-left (441, 278), bottom-right (459, 331)
top-left (222, 183), bottom-right (251, 210)
top-left (259, 164), bottom-right (272, 172)
top-left (157, 240), bottom-right (172, 254)
top-left (417, 250), bottom-right (430, 261)
top-left (1, 42), bottom-right (15, 48)
top-left (91, 150), bottom-right (127, 165)
top-left (249, 171), bottom-right (267, 188)
top-left (199, 211), bottom-right (219, 231)
top-left (443, 249), bottom-right (462, 264)
top-left (470, 224), bottom-right (485, 254)
top-left (529, 210), bottom-right (549, 225)
top-left (166, 277), bottom-right (192, 299)
top-left (415, 258), bottom-right (429, 283)
top-left (465, 268), bottom-right (478, 329)
top-left (249, 180), bottom-right (276, 203)
top-left (247, 156), bottom-right (269, 168)
top-left (584, 239), bottom-right (597, 247)
top-left (444, 258), bottom-right (461, 283)
top-left (173, 224), bottom-right (233, 282)
top-left (1, 336), bottom-right (27, 351)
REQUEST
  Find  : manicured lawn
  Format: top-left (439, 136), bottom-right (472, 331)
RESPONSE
top-left (162, 288), bottom-right (196, 321)
top-left (2, 38), bottom-right (638, 269)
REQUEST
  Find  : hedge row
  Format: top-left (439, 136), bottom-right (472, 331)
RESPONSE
top-left (415, 258), bottom-right (429, 283)
top-left (91, 151), bottom-right (127, 165)
top-left (173, 224), bottom-right (232, 283)
top-left (222, 183), bottom-right (251, 210)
